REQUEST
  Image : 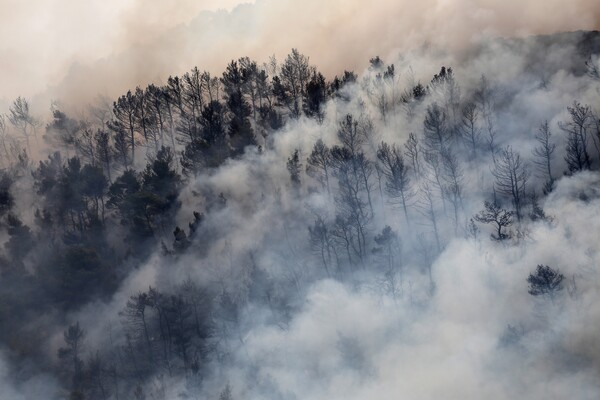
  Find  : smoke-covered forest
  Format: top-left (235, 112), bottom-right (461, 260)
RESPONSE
top-left (1, 23), bottom-right (600, 399)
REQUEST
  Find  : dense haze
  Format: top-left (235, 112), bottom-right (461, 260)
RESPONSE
top-left (1, 2), bottom-right (600, 400)
top-left (2, 0), bottom-right (600, 108)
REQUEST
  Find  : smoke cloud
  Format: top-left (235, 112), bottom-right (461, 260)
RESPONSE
top-left (1, 2), bottom-right (600, 400)
top-left (2, 0), bottom-right (599, 111)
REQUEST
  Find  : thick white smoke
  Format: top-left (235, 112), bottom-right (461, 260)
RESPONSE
top-left (48, 33), bottom-right (600, 399)
top-left (1, 3), bottom-right (600, 398)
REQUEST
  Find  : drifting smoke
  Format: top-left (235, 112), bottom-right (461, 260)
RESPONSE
top-left (1, 3), bottom-right (600, 400)
top-left (50, 36), bottom-right (600, 398)
top-left (2, 0), bottom-right (600, 110)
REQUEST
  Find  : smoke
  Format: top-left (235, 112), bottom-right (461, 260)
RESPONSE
top-left (0, 0), bottom-right (245, 108)
top-left (0, 353), bottom-right (59, 400)
top-left (39, 34), bottom-right (599, 398)
top-left (2, 0), bottom-right (599, 112)
top-left (1, 3), bottom-right (600, 399)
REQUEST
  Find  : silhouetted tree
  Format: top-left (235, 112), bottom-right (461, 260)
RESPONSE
top-left (8, 97), bottom-right (39, 153)
top-left (460, 102), bottom-right (480, 158)
top-left (308, 216), bottom-right (336, 276)
top-left (109, 91), bottom-right (138, 163)
top-left (0, 173), bottom-right (14, 217)
top-left (416, 182), bottom-right (441, 252)
top-left (330, 70), bottom-right (357, 98)
top-left (222, 61), bottom-right (256, 155)
top-left (5, 214), bottom-right (34, 264)
top-left (492, 146), bottom-right (529, 221)
top-left (276, 49), bottom-right (313, 118)
top-left (287, 149), bottom-right (302, 187)
top-left (306, 139), bottom-right (332, 194)
top-left (474, 201), bottom-right (514, 241)
top-left (441, 148), bottom-right (464, 229)
top-left (404, 133), bottom-right (421, 177)
top-left (303, 71), bottom-right (327, 123)
top-left (377, 142), bottom-right (413, 222)
top-left (181, 101), bottom-right (229, 175)
top-left (94, 129), bottom-right (112, 182)
top-left (423, 103), bottom-right (449, 153)
top-left (45, 109), bottom-right (83, 156)
top-left (559, 101), bottom-right (592, 173)
top-left (430, 67), bottom-right (461, 138)
top-left (527, 265), bottom-right (564, 299)
top-left (58, 322), bottom-right (86, 393)
top-left (335, 114), bottom-right (375, 214)
top-left (372, 226), bottom-right (402, 299)
top-left (532, 121), bottom-right (556, 192)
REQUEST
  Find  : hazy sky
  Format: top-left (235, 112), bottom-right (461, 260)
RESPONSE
top-left (1, 0), bottom-right (599, 108)
top-left (0, 0), bottom-right (248, 102)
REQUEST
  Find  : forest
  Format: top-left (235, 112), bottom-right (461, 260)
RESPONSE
top-left (1, 30), bottom-right (600, 399)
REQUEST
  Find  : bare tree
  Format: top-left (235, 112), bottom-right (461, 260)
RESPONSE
top-left (403, 133), bottom-right (421, 177)
top-left (416, 182), bottom-right (442, 252)
top-left (473, 76), bottom-right (498, 159)
top-left (492, 146), bottom-right (529, 221)
top-left (377, 141), bottom-right (414, 223)
top-left (331, 145), bottom-right (373, 263)
top-left (422, 150), bottom-right (447, 213)
top-left (306, 139), bottom-right (332, 195)
top-left (423, 102), bottom-right (449, 153)
top-left (372, 225), bottom-right (403, 299)
top-left (0, 115), bottom-right (14, 166)
top-left (8, 97), bottom-right (39, 153)
top-left (336, 114), bottom-right (375, 214)
top-left (532, 121), bottom-right (556, 192)
top-left (460, 102), bottom-right (481, 158)
top-left (308, 216), bottom-right (337, 276)
top-left (430, 66), bottom-right (461, 139)
top-left (441, 148), bottom-right (464, 230)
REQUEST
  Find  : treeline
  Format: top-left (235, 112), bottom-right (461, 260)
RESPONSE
top-left (0, 47), bottom-right (598, 399)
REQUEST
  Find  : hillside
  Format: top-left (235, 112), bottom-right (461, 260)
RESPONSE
top-left (1, 31), bottom-right (600, 399)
